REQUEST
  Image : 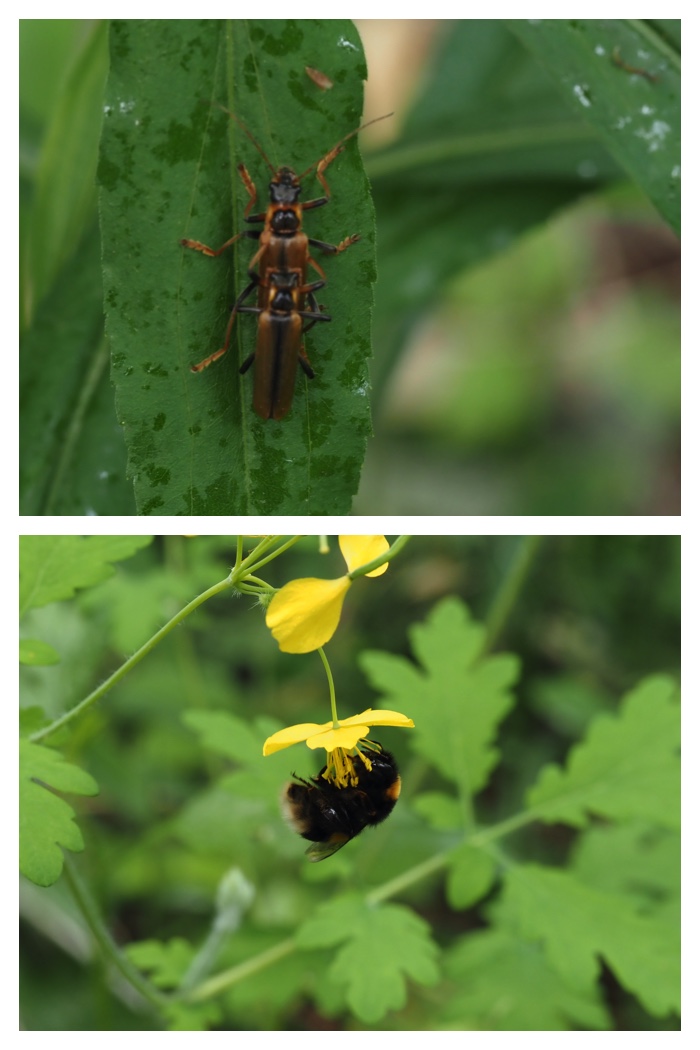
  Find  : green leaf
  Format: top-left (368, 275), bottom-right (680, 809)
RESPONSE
top-left (125, 937), bottom-right (194, 988)
top-left (24, 21), bottom-right (108, 318)
top-left (99, 20), bottom-right (378, 514)
top-left (443, 929), bottom-right (609, 1030)
top-left (412, 791), bottom-right (463, 830)
top-left (182, 710), bottom-right (288, 801)
top-left (20, 639), bottom-right (60, 666)
top-left (19, 535), bottom-right (153, 616)
top-left (19, 707), bottom-right (52, 737)
top-left (163, 1002), bottom-right (223, 1033)
top-left (297, 894), bottom-right (440, 1023)
top-left (369, 19), bottom-right (623, 395)
top-left (571, 822), bottom-right (679, 914)
top-left (20, 223), bottom-right (133, 515)
top-left (124, 941), bottom-right (225, 1031)
top-left (508, 19), bottom-right (680, 233)
top-left (183, 709), bottom-right (269, 765)
top-left (19, 740), bottom-right (99, 887)
top-left (526, 675), bottom-right (680, 829)
top-left (500, 864), bottom-right (680, 1017)
top-left (19, 22), bottom-right (134, 515)
top-left (359, 597), bottom-right (518, 791)
top-left (446, 843), bottom-right (497, 910)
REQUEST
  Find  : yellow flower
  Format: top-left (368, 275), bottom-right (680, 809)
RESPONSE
top-left (265, 535), bottom-right (390, 654)
top-left (263, 708), bottom-right (415, 787)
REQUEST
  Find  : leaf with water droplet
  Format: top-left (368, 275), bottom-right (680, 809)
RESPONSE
top-left (508, 19), bottom-right (680, 234)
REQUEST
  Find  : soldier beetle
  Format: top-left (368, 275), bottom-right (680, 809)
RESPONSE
top-left (181, 105), bottom-right (391, 420)
top-left (237, 271), bottom-right (330, 420)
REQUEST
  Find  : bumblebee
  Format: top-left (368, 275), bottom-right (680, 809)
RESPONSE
top-left (282, 743), bottom-right (401, 861)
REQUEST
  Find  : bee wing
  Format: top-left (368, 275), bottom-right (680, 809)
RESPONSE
top-left (305, 834), bottom-right (350, 862)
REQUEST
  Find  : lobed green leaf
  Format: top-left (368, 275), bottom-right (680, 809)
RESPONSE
top-left (526, 674), bottom-right (680, 829)
top-left (19, 740), bottom-right (99, 887)
top-left (500, 863), bottom-right (680, 1017)
top-left (19, 535), bottom-right (154, 616)
top-left (443, 929), bottom-right (608, 1030)
top-left (125, 937), bottom-right (195, 989)
top-left (360, 596), bottom-right (519, 792)
top-left (297, 894), bottom-right (440, 1023)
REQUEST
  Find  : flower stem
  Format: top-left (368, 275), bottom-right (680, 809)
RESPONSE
top-left (318, 647), bottom-right (339, 726)
top-left (29, 575), bottom-right (234, 744)
top-left (62, 855), bottom-right (169, 1012)
top-left (241, 535), bottom-right (303, 576)
top-left (482, 536), bottom-right (543, 654)
top-left (347, 534), bottom-right (410, 580)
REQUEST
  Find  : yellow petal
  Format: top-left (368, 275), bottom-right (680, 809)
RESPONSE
top-left (305, 724), bottom-right (371, 750)
top-left (339, 536), bottom-right (389, 577)
top-left (266, 576), bottom-right (352, 654)
top-left (262, 722), bottom-right (327, 755)
top-left (340, 708), bottom-right (415, 729)
top-left (262, 708), bottom-right (415, 757)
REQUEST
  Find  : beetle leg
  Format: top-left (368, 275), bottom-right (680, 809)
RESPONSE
top-left (308, 234), bottom-right (360, 255)
top-left (298, 346), bottom-right (315, 379)
top-left (299, 291), bottom-right (331, 334)
top-left (246, 240), bottom-right (268, 279)
top-left (301, 196), bottom-right (329, 212)
top-left (308, 255), bottom-right (327, 282)
top-left (181, 229), bottom-right (259, 257)
top-left (190, 278), bottom-right (258, 372)
top-left (314, 142), bottom-right (347, 199)
top-left (237, 163), bottom-right (259, 218)
top-left (239, 351), bottom-right (256, 375)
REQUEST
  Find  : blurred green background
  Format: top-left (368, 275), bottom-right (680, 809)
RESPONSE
top-left (20, 535), bottom-right (680, 1029)
top-left (19, 20), bottom-right (680, 515)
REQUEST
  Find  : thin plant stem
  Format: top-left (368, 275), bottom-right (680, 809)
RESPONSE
top-left (185, 939), bottom-right (296, 1004)
top-left (62, 855), bottom-right (169, 1013)
top-left (241, 535), bottom-right (304, 576)
top-left (318, 647), bottom-right (339, 726)
top-left (183, 805), bottom-right (541, 1003)
top-left (347, 534), bottom-right (410, 580)
top-left (29, 575), bottom-right (234, 743)
top-left (481, 536), bottom-right (543, 654)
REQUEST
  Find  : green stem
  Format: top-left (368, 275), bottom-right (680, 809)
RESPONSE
top-left (185, 939), bottom-right (296, 1003)
top-left (481, 536), bottom-right (543, 654)
top-left (62, 855), bottom-right (169, 1013)
top-left (318, 647), bottom-right (339, 726)
top-left (184, 805), bottom-right (539, 1002)
top-left (27, 535), bottom-right (303, 745)
top-left (180, 921), bottom-right (229, 994)
top-left (239, 535), bottom-right (304, 576)
top-left (29, 575), bottom-right (234, 743)
top-left (347, 535), bottom-right (410, 581)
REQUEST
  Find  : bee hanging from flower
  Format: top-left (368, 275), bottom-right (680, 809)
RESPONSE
top-left (261, 536), bottom-right (414, 860)
top-left (264, 707), bottom-right (414, 862)
top-left (283, 741), bottom-right (402, 861)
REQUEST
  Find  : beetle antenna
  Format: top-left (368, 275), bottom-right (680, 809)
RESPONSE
top-left (299, 112), bottom-right (393, 181)
top-left (206, 100), bottom-right (277, 175)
